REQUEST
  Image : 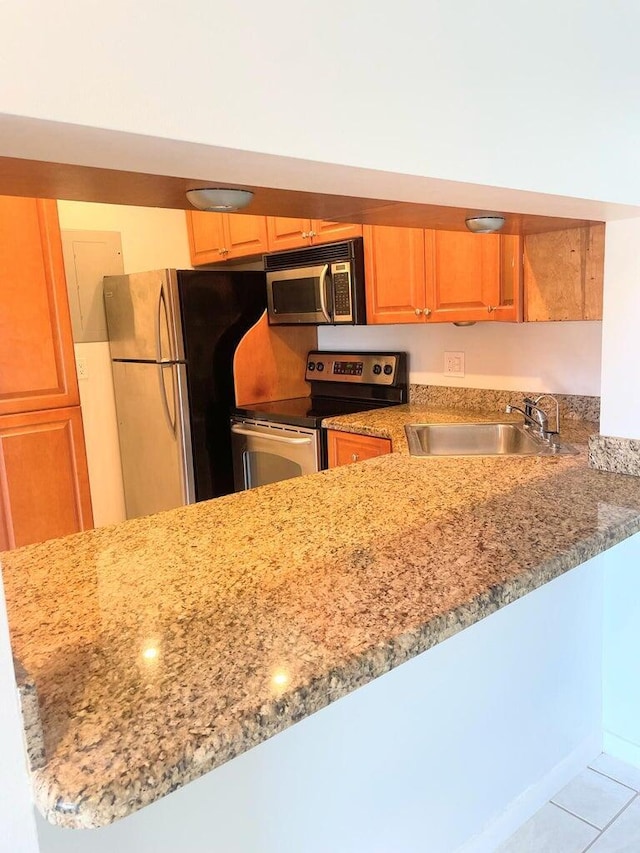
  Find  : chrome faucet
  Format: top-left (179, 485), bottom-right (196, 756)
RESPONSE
top-left (505, 394), bottom-right (560, 440)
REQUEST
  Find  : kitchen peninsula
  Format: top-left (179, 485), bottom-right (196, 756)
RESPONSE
top-left (3, 404), bottom-right (640, 852)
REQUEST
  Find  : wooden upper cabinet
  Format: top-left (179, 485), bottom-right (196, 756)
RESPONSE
top-left (364, 224), bottom-right (522, 325)
top-left (426, 231), bottom-right (522, 323)
top-left (523, 224), bottom-right (604, 321)
top-left (266, 217), bottom-right (312, 251)
top-left (310, 221), bottom-right (362, 242)
top-left (0, 197), bottom-right (79, 415)
top-left (186, 210), bottom-right (227, 264)
top-left (364, 225), bottom-right (427, 324)
top-left (186, 211), bottom-right (269, 265)
top-left (266, 217), bottom-right (363, 252)
top-left (0, 406), bottom-right (93, 550)
top-left (224, 214), bottom-right (269, 260)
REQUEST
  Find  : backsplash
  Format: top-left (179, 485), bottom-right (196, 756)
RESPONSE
top-left (409, 385), bottom-right (600, 425)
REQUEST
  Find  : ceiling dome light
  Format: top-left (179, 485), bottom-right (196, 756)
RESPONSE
top-left (464, 215), bottom-right (506, 234)
top-left (186, 188), bottom-right (254, 212)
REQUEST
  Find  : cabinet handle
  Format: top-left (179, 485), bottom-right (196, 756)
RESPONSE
top-left (414, 308), bottom-right (422, 316)
top-left (301, 231), bottom-right (309, 238)
top-left (487, 305), bottom-right (495, 313)
top-left (423, 307), bottom-right (432, 316)
top-left (351, 453), bottom-right (359, 462)
top-left (308, 230), bottom-right (316, 238)
top-left (219, 248), bottom-right (229, 255)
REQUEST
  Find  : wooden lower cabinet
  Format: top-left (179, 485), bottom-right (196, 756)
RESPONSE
top-left (327, 430), bottom-right (392, 468)
top-left (0, 406), bottom-right (93, 550)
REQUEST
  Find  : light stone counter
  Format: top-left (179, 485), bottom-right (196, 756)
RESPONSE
top-left (2, 406), bottom-right (638, 831)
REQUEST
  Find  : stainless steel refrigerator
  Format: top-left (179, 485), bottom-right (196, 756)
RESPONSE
top-left (103, 269), bottom-right (266, 520)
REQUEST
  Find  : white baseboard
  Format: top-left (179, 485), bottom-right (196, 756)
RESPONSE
top-left (603, 731), bottom-right (640, 769)
top-left (456, 731), bottom-right (603, 853)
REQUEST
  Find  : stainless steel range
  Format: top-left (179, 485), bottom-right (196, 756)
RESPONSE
top-left (230, 351), bottom-right (408, 491)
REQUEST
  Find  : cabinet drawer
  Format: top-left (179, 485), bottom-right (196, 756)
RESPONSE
top-left (327, 430), bottom-right (392, 468)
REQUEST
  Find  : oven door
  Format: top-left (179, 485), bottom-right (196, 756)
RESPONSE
top-left (230, 418), bottom-right (321, 491)
top-left (266, 264), bottom-right (332, 325)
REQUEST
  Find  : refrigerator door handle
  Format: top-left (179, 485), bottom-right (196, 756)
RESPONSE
top-left (158, 363), bottom-right (177, 436)
top-left (155, 281), bottom-right (172, 363)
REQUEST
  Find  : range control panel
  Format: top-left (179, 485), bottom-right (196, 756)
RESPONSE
top-left (305, 351), bottom-right (402, 386)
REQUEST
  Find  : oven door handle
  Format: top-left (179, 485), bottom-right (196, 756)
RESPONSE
top-left (231, 424), bottom-right (312, 445)
top-left (318, 264), bottom-right (331, 324)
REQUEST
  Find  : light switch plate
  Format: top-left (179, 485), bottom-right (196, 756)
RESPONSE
top-left (444, 351), bottom-right (465, 377)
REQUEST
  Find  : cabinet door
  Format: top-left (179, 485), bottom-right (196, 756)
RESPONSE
top-left (0, 197), bottom-right (79, 415)
top-left (225, 214), bottom-right (269, 260)
top-left (425, 230), bottom-right (502, 323)
top-left (363, 225), bottom-right (427, 324)
top-left (266, 217), bottom-right (312, 251)
top-left (310, 221), bottom-right (363, 243)
top-left (425, 231), bottom-right (522, 324)
top-left (185, 210), bottom-right (227, 265)
top-left (327, 430), bottom-right (392, 468)
top-left (0, 406), bottom-right (93, 550)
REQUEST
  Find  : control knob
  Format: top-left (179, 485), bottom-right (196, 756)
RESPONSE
top-left (383, 364), bottom-right (393, 376)
top-left (307, 361), bottom-right (315, 371)
top-left (316, 361), bottom-right (325, 372)
top-left (372, 364), bottom-right (382, 375)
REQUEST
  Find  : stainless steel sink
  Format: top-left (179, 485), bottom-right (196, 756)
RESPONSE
top-left (405, 422), bottom-right (577, 457)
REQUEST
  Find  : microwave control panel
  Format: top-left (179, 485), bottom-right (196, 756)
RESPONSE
top-left (305, 352), bottom-right (399, 385)
top-left (331, 262), bottom-right (353, 321)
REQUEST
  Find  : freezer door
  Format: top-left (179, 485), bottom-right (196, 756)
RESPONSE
top-left (103, 270), bottom-right (185, 362)
top-left (111, 361), bottom-right (194, 519)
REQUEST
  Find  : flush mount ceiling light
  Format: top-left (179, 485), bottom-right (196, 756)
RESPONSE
top-left (464, 215), bottom-right (506, 234)
top-left (186, 188), bottom-right (254, 212)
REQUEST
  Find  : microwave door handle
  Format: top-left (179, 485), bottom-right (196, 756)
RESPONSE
top-left (230, 424), bottom-right (312, 445)
top-left (318, 264), bottom-right (331, 324)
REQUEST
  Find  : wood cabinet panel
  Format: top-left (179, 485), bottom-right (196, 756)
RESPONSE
top-left (524, 224), bottom-right (604, 321)
top-left (266, 217), bottom-right (312, 251)
top-left (364, 225), bottom-right (427, 324)
top-left (186, 210), bottom-right (227, 265)
top-left (225, 214), bottom-right (269, 259)
top-left (0, 406), bottom-right (93, 550)
top-left (186, 211), bottom-right (269, 265)
top-left (327, 430), bottom-right (392, 468)
top-left (310, 221), bottom-right (362, 242)
top-left (0, 197), bottom-right (79, 415)
top-left (426, 231), bottom-right (522, 323)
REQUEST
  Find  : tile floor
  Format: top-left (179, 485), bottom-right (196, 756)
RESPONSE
top-left (498, 754), bottom-right (640, 852)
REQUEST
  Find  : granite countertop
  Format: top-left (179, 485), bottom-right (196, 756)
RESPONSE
top-left (3, 406), bottom-right (640, 830)
top-left (321, 403), bottom-right (595, 450)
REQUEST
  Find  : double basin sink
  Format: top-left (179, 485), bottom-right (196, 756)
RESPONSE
top-left (405, 422), bottom-right (577, 457)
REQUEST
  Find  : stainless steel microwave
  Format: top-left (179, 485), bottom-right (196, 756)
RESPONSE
top-left (264, 237), bottom-right (366, 325)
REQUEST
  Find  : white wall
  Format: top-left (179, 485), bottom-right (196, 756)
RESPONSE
top-left (1, 3), bottom-right (640, 214)
top-left (57, 201), bottom-right (192, 526)
top-left (74, 342), bottom-right (126, 528)
top-left (603, 532), bottom-right (640, 766)
top-left (320, 321), bottom-right (602, 395)
top-left (56, 202), bottom-right (191, 273)
top-left (0, 583), bottom-right (39, 853)
top-left (600, 218), bottom-right (640, 438)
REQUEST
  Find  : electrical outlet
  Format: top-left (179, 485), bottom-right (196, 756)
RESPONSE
top-left (75, 356), bottom-right (89, 380)
top-left (444, 351), bottom-right (465, 377)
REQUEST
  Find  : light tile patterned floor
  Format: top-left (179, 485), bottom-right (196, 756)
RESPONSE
top-left (498, 754), bottom-right (640, 852)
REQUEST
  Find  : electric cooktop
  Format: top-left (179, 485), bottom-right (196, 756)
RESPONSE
top-left (232, 351), bottom-right (408, 429)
